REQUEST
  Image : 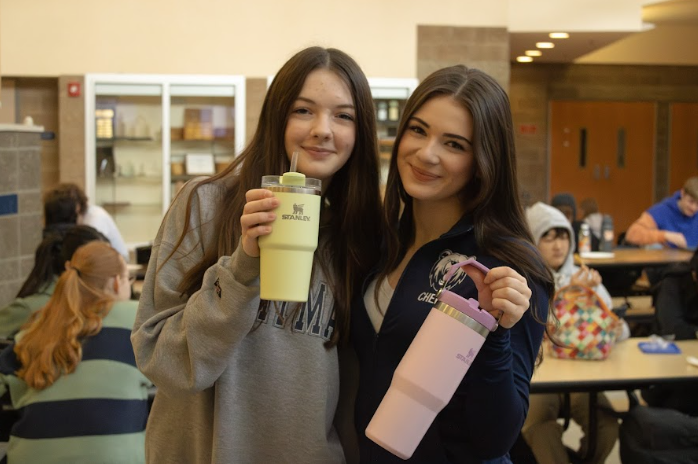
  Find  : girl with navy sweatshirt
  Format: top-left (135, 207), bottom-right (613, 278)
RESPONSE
top-left (352, 66), bottom-right (554, 464)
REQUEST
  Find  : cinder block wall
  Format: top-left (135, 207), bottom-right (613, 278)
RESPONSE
top-left (0, 129), bottom-right (44, 308)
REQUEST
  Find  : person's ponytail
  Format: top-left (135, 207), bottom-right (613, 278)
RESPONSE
top-left (15, 242), bottom-right (121, 390)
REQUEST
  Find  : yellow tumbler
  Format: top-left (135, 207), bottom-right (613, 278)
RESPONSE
top-left (258, 172), bottom-right (322, 302)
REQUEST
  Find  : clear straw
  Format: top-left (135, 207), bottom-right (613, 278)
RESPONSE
top-left (289, 151), bottom-right (299, 173)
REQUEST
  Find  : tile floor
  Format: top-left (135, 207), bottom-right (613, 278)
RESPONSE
top-left (560, 390), bottom-right (628, 464)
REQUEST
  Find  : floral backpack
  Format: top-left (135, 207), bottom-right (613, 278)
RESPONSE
top-left (548, 284), bottom-right (621, 360)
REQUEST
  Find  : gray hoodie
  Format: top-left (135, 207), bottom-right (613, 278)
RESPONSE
top-left (131, 178), bottom-right (346, 464)
top-left (526, 202), bottom-right (613, 308)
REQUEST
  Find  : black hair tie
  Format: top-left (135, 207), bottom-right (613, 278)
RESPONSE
top-left (67, 263), bottom-right (82, 277)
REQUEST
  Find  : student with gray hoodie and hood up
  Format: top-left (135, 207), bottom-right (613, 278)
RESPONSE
top-left (526, 201), bottom-right (612, 307)
top-left (521, 201), bottom-right (623, 464)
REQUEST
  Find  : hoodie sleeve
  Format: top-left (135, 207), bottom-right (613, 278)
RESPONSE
top-left (131, 180), bottom-right (263, 394)
top-left (626, 212), bottom-right (666, 246)
top-left (0, 298), bottom-right (32, 338)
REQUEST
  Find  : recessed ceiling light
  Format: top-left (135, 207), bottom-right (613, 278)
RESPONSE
top-left (536, 42), bottom-right (555, 49)
top-left (525, 50), bottom-right (542, 57)
top-left (549, 32), bottom-right (569, 39)
top-left (516, 56), bottom-right (533, 63)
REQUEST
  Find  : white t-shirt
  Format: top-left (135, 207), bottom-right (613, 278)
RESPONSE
top-left (81, 204), bottom-right (129, 261)
top-left (363, 277), bottom-right (395, 333)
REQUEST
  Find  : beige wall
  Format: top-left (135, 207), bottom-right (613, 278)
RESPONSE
top-left (1, 0), bottom-right (652, 78)
top-left (1, 0), bottom-right (509, 78)
top-left (509, 0), bottom-right (643, 31)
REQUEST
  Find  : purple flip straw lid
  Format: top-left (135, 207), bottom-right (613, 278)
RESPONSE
top-left (438, 259), bottom-right (498, 332)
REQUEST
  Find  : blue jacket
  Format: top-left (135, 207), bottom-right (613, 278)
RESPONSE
top-left (351, 215), bottom-right (549, 463)
top-left (647, 191), bottom-right (698, 249)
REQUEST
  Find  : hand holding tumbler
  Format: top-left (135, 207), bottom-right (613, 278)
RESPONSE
top-left (365, 259), bottom-right (499, 459)
top-left (258, 161), bottom-right (321, 302)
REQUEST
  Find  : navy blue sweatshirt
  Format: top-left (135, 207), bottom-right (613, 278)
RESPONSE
top-left (351, 215), bottom-right (549, 463)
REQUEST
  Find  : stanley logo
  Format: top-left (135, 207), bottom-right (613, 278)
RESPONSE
top-left (456, 349), bottom-right (476, 366)
top-left (282, 203), bottom-right (311, 222)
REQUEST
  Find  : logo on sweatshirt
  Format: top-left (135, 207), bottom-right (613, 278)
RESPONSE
top-left (281, 203), bottom-right (311, 222)
top-left (429, 250), bottom-right (474, 291)
top-left (255, 281), bottom-right (335, 341)
top-left (417, 250), bottom-right (475, 305)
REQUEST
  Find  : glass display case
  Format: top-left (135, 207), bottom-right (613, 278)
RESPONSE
top-left (85, 75), bottom-right (246, 247)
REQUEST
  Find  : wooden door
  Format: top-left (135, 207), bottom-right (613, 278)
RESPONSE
top-left (550, 101), bottom-right (655, 235)
top-left (669, 103), bottom-right (698, 193)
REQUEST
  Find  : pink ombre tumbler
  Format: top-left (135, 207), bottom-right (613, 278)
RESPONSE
top-left (365, 259), bottom-right (499, 460)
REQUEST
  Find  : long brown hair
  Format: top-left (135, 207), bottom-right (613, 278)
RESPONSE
top-left (15, 241), bottom-right (124, 390)
top-left (380, 65), bottom-right (554, 322)
top-left (164, 47), bottom-right (382, 346)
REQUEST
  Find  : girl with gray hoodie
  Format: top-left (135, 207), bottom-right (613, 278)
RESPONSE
top-left (522, 201), bottom-right (621, 464)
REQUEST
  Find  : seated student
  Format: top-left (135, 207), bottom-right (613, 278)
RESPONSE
top-left (52, 183), bottom-right (129, 261)
top-left (641, 248), bottom-right (698, 417)
top-left (654, 248), bottom-right (698, 339)
top-left (552, 192), bottom-right (600, 252)
top-left (580, 197), bottom-right (604, 241)
top-left (626, 176), bottom-right (698, 249)
top-left (0, 226), bottom-right (107, 338)
top-left (0, 241), bottom-right (150, 464)
top-left (523, 201), bottom-right (620, 464)
top-left (42, 186), bottom-right (80, 236)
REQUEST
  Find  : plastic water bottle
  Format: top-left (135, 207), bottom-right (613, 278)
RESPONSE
top-left (578, 222), bottom-right (592, 255)
top-left (600, 215), bottom-right (614, 252)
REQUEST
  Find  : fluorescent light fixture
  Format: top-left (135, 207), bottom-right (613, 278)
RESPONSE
top-left (516, 56), bottom-right (533, 63)
top-left (525, 50), bottom-right (542, 57)
top-left (536, 42), bottom-right (555, 49)
top-left (549, 32), bottom-right (569, 39)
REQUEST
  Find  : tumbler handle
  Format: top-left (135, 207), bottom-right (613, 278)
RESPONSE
top-left (442, 259), bottom-right (490, 288)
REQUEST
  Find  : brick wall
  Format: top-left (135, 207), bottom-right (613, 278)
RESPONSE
top-left (417, 26), bottom-right (510, 90)
top-left (14, 78), bottom-right (60, 193)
